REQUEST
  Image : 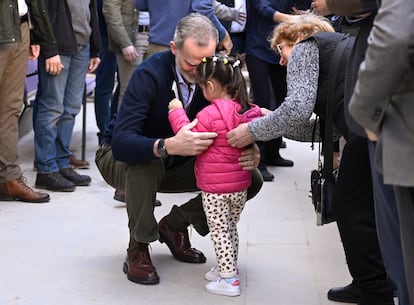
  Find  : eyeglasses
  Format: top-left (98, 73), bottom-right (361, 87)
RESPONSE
top-left (276, 43), bottom-right (285, 55)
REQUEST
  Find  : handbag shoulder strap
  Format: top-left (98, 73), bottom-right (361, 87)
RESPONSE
top-left (323, 34), bottom-right (351, 181)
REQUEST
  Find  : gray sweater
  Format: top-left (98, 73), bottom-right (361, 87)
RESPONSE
top-left (248, 40), bottom-right (322, 142)
top-left (67, 0), bottom-right (91, 46)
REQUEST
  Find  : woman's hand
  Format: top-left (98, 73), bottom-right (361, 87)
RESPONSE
top-left (260, 107), bottom-right (272, 116)
top-left (227, 123), bottom-right (255, 148)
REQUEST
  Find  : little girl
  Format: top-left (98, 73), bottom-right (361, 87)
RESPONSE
top-left (168, 54), bottom-right (261, 297)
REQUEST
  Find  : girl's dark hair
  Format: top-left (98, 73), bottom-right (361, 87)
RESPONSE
top-left (196, 54), bottom-right (250, 114)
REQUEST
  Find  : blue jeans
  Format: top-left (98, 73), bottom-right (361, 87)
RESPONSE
top-left (34, 45), bottom-right (90, 173)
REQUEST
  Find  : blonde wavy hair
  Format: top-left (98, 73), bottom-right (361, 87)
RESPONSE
top-left (270, 13), bottom-right (335, 51)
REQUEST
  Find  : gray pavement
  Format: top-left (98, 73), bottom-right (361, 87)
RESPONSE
top-left (0, 102), bottom-right (354, 305)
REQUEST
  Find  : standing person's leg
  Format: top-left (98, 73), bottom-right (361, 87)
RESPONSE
top-left (245, 54), bottom-right (274, 181)
top-left (203, 193), bottom-right (239, 278)
top-left (0, 22), bottom-right (49, 203)
top-left (115, 52), bottom-right (138, 109)
top-left (368, 141), bottom-right (410, 305)
top-left (228, 191), bottom-right (247, 265)
top-left (58, 45), bottom-right (90, 169)
top-left (332, 135), bottom-right (394, 305)
top-left (94, 44), bottom-right (117, 145)
top-left (0, 23), bottom-right (29, 182)
top-left (394, 186), bottom-right (414, 304)
top-left (135, 32), bottom-right (149, 65)
top-left (34, 54), bottom-right (71, 173)
top-left (203, 192), bottom-right (243, 297)
top-left (266, 64), bottom-right (293, 166)
top-left (94, 0), bottom-right (118, 144)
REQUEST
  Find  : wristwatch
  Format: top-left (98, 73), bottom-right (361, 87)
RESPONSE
top-left (157, 139), bottom-right (168, 159)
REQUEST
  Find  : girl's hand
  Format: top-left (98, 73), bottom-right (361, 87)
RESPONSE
top-left (168, 98), bottom-right (183, 110)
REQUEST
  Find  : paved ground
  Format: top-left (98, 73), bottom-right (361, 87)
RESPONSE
top-left (0, 102), bottom-right (356, 305)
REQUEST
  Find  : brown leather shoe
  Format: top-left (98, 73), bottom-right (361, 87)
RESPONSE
top-left (123, 240), bottom-right (159, 284)
top-left (0, 176), bottom-right (50, 203)
top-left (70, 155), bottom-right (90, 169)
top-left (158, 217), bottom-right (206, 263)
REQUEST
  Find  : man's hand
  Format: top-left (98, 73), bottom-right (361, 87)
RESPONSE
top-left (45, 55), bottom-right (64, 75)
top-left (238, 144), bottom-right (260, 171)
top-left (311, 0), bottom-right (332, 16)
top-left (365, 129), bottom-right (378, 142)
top-left (29, 45), bottom-right (40, 60)
top-left (235, 7), bottom-right (247, 25)
top-left (122, 45), bottom-right (138, 63)
top-left (165, 119), bottom-right (217, 156)
top-left (227, 123), bottom-right (255, 148)
top-left (218, 32), bottom-right (233, 55)
top-left (88, 57), bottom-right (101, 73)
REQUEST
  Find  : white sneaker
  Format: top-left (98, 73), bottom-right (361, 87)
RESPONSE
top-left (205, 266), bottom-right (240, 281)
top-left (205, 277), bottom-right (240, 297)
top-left (205, 266), bottom-right (220, 281)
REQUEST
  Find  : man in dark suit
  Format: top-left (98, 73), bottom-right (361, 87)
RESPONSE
top-left (95, 13), bottom-right (262, 285)
top-left (312, 0), bottom-right (407, 304)
top-left (349, 0), bottom-right (414, 302)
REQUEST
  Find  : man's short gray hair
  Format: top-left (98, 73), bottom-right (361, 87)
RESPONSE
top-left (173, 13), bottom-right (219, 50)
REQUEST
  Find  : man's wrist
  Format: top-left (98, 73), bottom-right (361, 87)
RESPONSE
top-left (156, 138), bottom-right (169, 158)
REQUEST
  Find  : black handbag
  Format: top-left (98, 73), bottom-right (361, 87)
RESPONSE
top-left (310, 34), bottom-right (353, 226)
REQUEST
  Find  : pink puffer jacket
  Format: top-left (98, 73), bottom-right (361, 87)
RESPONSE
top-left (169, 98), bottom-right (261, 194)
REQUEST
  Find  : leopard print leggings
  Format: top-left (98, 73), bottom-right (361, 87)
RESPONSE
top-left (202, 190), bottom-right (247, 278)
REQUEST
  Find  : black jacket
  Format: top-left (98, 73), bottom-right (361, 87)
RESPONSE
top-left (305, 32), bottom-right (355, 140)
top-left (326, 0), bottom-right (378, 137)
top-left (41, 0), bottom-right (101, 59)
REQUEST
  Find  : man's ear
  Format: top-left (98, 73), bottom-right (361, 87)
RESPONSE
top-left (170, 41), bottom-right (177, 55)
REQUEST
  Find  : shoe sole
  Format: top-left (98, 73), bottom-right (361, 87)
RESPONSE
top-left (0, 195), bottom-right (50, 203)
top-left (113, 194), bottom-right (125, 202)
top-left (122, 262), bottom-right (159, 285)
top-left (35, 184), bottom-right (75, 192)
top-left (327, 295), bottom-right (360, 303)
top-left (159, 231), bottom-right (206, 264)
top-left (205, 286), bottom-right (240, 297)
top-left (71, 181), bottom-right (91, 187)
top-left (70, 165), bottom-right (90, 170)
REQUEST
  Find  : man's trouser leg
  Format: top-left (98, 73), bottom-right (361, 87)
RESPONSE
top-left (95, 145), bottom-right (163, 243)
top-left (0, 22), bottom-right (29, 183)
